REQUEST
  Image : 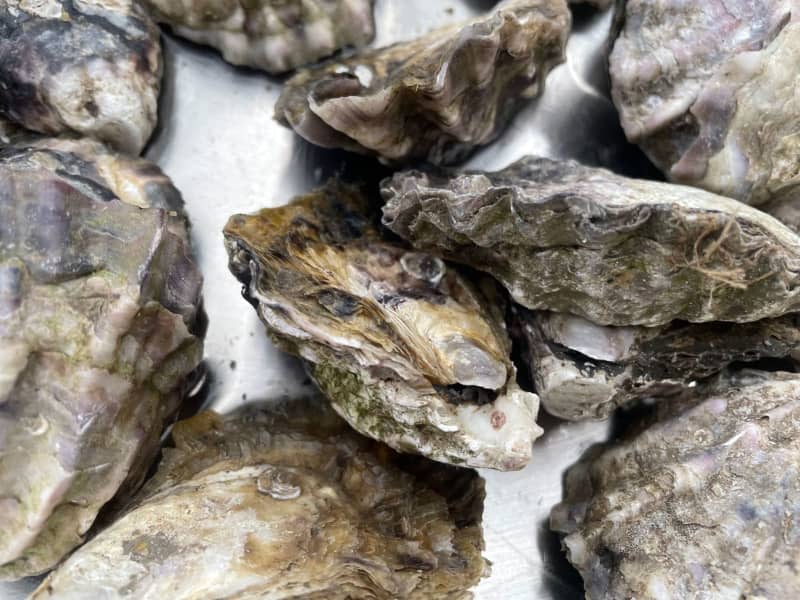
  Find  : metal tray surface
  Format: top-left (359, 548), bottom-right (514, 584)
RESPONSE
top-left (1, 2), bottom-right (659, 598)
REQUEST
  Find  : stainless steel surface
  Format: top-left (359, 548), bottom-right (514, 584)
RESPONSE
top-left (2, 2), bottom-right (657, 598)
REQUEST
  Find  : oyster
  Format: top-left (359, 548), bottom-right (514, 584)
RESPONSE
top-left (275, 0), bottom-right (570, 165)
top-left (551, 370), bottom-right (800, 599)
top-left (223, 181), bottom-right (540, 470)
top-left (0, 0), bottom-right (162, 154)
top-left (33, 399), bottom-right (489, 599)
top-left (516, 307), bottom-right (800, 420)
top-left (143, 0), bottom-right (375, 73)
top-left (0, 137), bottom-right (204, 580)
top-left (609, 1), bottom-right (799, 208)
top-left (382, 156), bottom-right (800, 327)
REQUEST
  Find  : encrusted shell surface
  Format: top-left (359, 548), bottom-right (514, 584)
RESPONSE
top-left (382, 156), bottom-right (800, 327)
top-left (143, 0), bottom-right (375, 73)
top-left (0, 137), bottom-right (204, 580)
top-left (551, 370), bottom-right (800, 599)
top-left (275, 0), bottom-right (570, 165)
top-left (610, 0), bottom-right (799, 209)
top-left (517, 308), bottom-right (800, 420)
top-left (0, 0), bottom-right (162, 154)
top-left (223, 181), bottom-right (541, 470)
top-left (33, 399), bottom-right (489, 599)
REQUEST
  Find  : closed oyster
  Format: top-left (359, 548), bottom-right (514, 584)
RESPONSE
top-left (551, 370), bottom-right (800, 599)
top-left (275, 0), bottom-right (570, 165)
top-left (382, 156), bottom-right (800, 327)
top-left (0, 0), bottom-right (162, 154)
top-left (0, 137), bottom-right (204, 580)
top-left (223, 181), bottom-right (540, 470)
top-left (517, 307), bottom-right (800, 420)
top-left (143, 0), bottom-right (375, 73)
top-left (33, 399), bottom-right (489, 599)
top-left (610, 1), bottom-right (799, 208)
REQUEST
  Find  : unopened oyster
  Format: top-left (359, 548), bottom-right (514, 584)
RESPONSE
top-left (551, 370), bottom-right (800, 599)
top-left (610, 1), bottom-right (799, 208)
top-left (33, 399), bottom-right (489, 599)
top-left (143, 0), bottom-right (375, 73)
top-left (382, 156), bottom-right (800, 327)
top-left (275, 0), bottom-right (570, 165)
top-left (0, 0), bottom-right (162, 154)
top-left (223, 182), bottom-right (540, 470)
top-left (0, 137), bottom-right (204, 580)
top-left (517, 307), bottom-right (800, 420)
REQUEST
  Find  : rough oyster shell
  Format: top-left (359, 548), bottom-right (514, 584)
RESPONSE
top-left (551, 370), bottom-right (800, 599)
top-left (610, 1), bottom-right (799, 208)
top-left (381, 156), bottom-right (800, 327)
top-left (223, 181), bottom-right (541, 470)
top-left (143, 0), bottom-right (375, 73)
top-left (0, 0), bottom-right (162, 154)
top-left (0, 137), bottom-right (204, 580)
top-left (275, 0), bottom-right (570, 165)
top-left (517, 307), bottom-right (800, 420)
top-left (33, 398), bottom-right (489, 599)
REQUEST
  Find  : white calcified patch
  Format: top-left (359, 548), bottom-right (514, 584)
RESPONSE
top-left (538, 313), bottom-right (637, 362)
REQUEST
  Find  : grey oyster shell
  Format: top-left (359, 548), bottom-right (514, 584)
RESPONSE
top-left (0, 0), bottom-right (162, 154)
top-left (275, 0), bottom-right (570, 165)
top-left (516, 307), bottom-right (800, 420)
top-left (551, 370), bottom-right (800, 600)
top-left (33, 399), bottom-right (489, 599)
top-left (610, 1), bottom-right (799, 208)
top-left (0, 137), bottom-right (204, 580)
top-left (223, 181), bottom-right (541, 470)
top-left (143, 0), bottom-right (375, 73)
top-left (382, 156), bottom-right (800, 327)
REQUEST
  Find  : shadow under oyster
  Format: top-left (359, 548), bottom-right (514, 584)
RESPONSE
top-left (610, 0), bottom-right (799, 210)
top-left (275, 0), bottom-right (571, 165)
top-left (143, 0), bottom-right (375, 73)
top-left (0, 136), bottom-right (204, 580)
top-left (516, 307), bottom-right (800, 420)
top-left (223, 181), bottom-right (540, 470)
top-left (551, 370), bottom-right (800, 600)
top-left (382, 156), bottom-right (800, 327)
top-left (0, 0), bottom-right (162, 155)
top-left (33, 398), bottom-right (489, 599)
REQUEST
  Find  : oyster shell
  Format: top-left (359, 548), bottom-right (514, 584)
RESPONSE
top-left (33, 399), bottom-right (489, 599)
top-left (275, 0), bottom-right (570, 165)
top-left (0, 0), bottom-right (162, 154)
top-left (609, 1), bottom-right (799, 208)
top-left (382, 156), bottom-right (800, 327)
top-left (0, 137), bottom-right (204, 580)
top-left (517, 307), bottom-right (800, 420)
top-left (551, 370), bottom-right (800, 599)
top-left (223, 181), bottom-right (541, 470)
top-left (143, 0), bottom-right (375, 73)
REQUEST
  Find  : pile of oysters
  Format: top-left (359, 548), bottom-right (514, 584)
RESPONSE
top-left (1, 0), bottom-right (799, 598)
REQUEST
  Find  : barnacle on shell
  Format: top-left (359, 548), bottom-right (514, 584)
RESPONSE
top-left (33, 398), bottom-right (489, 599)
top-left (223, 181), bottom-right (541, 470)
top-left (551, 370), bottom-right (800, 599)
top-left (0, 136), bottom-right (204, 580)
top-left (275, 0), bottom-right (571, 165)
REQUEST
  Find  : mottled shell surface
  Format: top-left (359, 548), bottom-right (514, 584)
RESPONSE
top-left (0, 137), bottom-right (204, 580)
top-left (382, 156), bottom-right (800, 326)
top-left (610, 0), bottom-right (800, 209)
top-left (275, 0), bottom-right (570, 165)
top-left (143, 0), bottom-right (375, 73)
top-left (33, 400), bottom-right (489, 599)
top-left (223, 181), bottom-right (541, 470)
top-left (517, 308), bottom-right (800, 420)
top-left (551, 370), bottom-right (800, 600)
top-left (0, 0), bottom-right (162, 154)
